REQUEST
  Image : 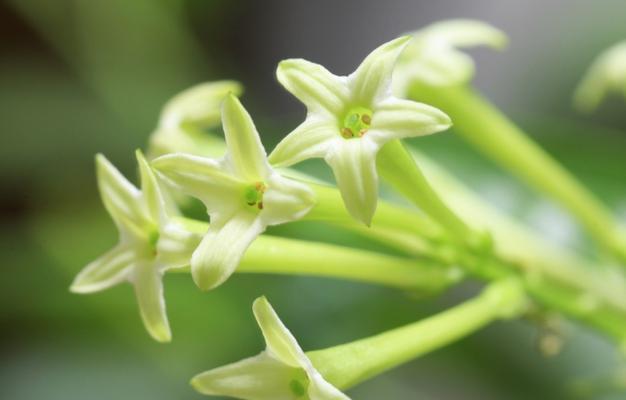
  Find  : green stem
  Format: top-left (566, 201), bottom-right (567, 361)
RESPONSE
top-left (377, 139), bottom-right (484, 249)
top-left (172, 217), bottom-right (460, 292)
top-left (408, 82), bottom-right (626, 264)
top-left (307, 279), bottom-right (527, 390)
top-left (305, 182), bottom-right (447, 243)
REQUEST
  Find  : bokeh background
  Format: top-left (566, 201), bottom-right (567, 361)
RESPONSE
top-left (2, 0), bottom-right (626, 399)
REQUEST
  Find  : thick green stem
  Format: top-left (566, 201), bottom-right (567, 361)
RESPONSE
top-left (408, 82), bottom-right (626, 264)
top-left (377, 139), bottom-right (486, 249)
top-left (171, 217), bottom-right (460, 292)
top-left (307, 279), bottom-right (527, 390)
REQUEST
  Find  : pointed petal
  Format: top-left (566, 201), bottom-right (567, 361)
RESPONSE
top-left (253, 297), bottom-right (308, 368)
top-left (277, 59), bottom-right (350, 116)
top-left (152, 153), bottom-right (243, 211)
top-left (191, 213), bottom-right (264, 291)
top-left (307, 372), bottom-right (351, 400)
top-left (369, 97), bottom-right (451, 144)
top-left (136, 149), bottom-right (165, 223)
top-left (96, 154), bottom-right (148, 235)
top-left (222, 94), bottom-right (270, 180)
top-left (349, 36), bottom-right (411, 105)
top-left (132, 261), bottom-right (171, 342)
top-left (268, 117), bottom-right (337, 167)
top-left (70, 245), bottom-right (134, 293)
top-left (191, 352), bottom-right (297, 400)
top-left (325, 139), bottom-right (379, 226)
top-left (421, 19), bottom-right (507, 49)
top-left (261, 173), bottom-right (316, 226)
top-left (159, 80), bottom-right (243, 130)
top-left (156, 219), bottom-right (203, 269)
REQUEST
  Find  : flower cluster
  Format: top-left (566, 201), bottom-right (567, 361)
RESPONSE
top-left (70, 17), bottom-right (626, 400)
top-left (72, 36), bottom-right (451, 344)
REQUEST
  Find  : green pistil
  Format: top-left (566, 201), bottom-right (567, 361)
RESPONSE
top-left (288, 370), bottom-right (309, 398)
top-left (244, 182), bottom-right (266, 210)
top-left (147, 229), bottom-right (160, 256)
top-left (341, 106), bottom-right (372, 139)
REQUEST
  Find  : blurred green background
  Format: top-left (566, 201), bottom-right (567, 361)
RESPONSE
top-left (2, 1), bottom-right (626, 399)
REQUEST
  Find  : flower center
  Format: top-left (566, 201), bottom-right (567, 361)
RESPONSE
top-left (244, 181), bottom-right (266, 210)
top-left (288, 369), bottom-right (310, 398)
top-left (340, 106), bottom-right (372, 139)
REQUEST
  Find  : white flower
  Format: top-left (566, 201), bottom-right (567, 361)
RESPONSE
top-left (269, 36), bottom-right (451, 225)
top-left (191, 296), bottom-right (349, 400)
top-left (152, 95), bottom-right (315, 291)
top-left (392, 19), bottom-right (507, 93)
top-left (71, 151), bottom-right (202, 342)
top-left (574, 40), bottom-right (626, 112)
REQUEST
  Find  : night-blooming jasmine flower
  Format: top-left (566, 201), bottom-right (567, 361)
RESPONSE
top-left (191, 296), bottom-right (349, 400)
top-left (269, 36), bottom-right (451, 225)
top-left (574, 40), bottom-right (626, 112)
top-left (392, 19), bottom-right (507, 94)
top-left (71, 151), bottom-right (202, 342)
top-left (152, 95), bottom-right (315, 291)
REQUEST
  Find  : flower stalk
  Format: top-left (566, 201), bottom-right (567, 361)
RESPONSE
top-left (306, 279), bottom-right (528, 390)
top-left (406, 81), bottom-right (626, 264)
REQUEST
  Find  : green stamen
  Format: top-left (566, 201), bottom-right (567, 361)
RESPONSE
top-left (244, 182), bottom-right (266, 210)
top-left (341, 106), bottom-right (372, 138)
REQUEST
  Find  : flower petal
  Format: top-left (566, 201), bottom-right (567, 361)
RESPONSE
top-left (261, 173), bottom-right (316, 226)
top-left (96, 154), bottom-right (149, 236)
top-left (348, 36), bottom-right (411, 105)
top-left (369, 97), bottom-right (451, 144)
top-left (136, 149), bottom-right (173, 224)
top-left (277, 59), bottom-right (350, 116)
top-left (191, 352), bottom-right (298, 400)
top-left (222, 94), bottom-right (270, 181)
top-left (70, 245), bottom-right (134, 293)
top-left (156, 219), bottom-right (203, 269)
top-left (252, 296), bottom-right (307, 368)
top-left (132, 261), bottom-right (171, 342)
top-left (190, 213), bottom-right (264, 291)
top-left (325, 139), bottom-right (379, 226)
top-left (307, 371), bottom-right (351, 400)
top-left (420, 19), bottom-right (507, 49)
top-left (268, 117), bottom-right (337, 167)
top-left (159, 80), bottom-right (243, 130)
top-left (152, 153), bottom-right (244, 212)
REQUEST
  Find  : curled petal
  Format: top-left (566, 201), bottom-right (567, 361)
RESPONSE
top-left (159, 80), bottom-right (243, 130)
top-left (325, 139), bottom-right (379, 226)
top-left (268, 117), bottom-right (337, 167)
top-left (191, 213), bottom-right (264, 291)
top-left (349, 36), bottom-right (411, 105)
top-left (420, 19), bottom-right (507, 49)
top-left (132, 261), bottom-right (171, 343)
top-left (96, 154), bottom-right (149, 236)
top-left (70, 245), bottom-right (134, 293)
top-left (261, 174), bottom-right (316, 226)
top-left (222, 94), bottom-right (271, 180)
top-left (369, 97), bottom-right (451, 143)
top-left (574, 41), bottom-right (626, 113)
top-left (152, 153), bottom-right (243, 212)
top-left (277, 59), bottom-right (350, 116)
top-left (191, 352), bottom-right (299, 400)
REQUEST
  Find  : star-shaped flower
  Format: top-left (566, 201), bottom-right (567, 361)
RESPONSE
top-left (71, 150), bottom-right (202, 342)
top-left (191, 296), bottom-right (349, 400)
top-left (392, 19), bottom-right (507, 94)
top-left (152, 94), bottom-right (315, 291)
top-left (268, 36), bottom-right (452, 225)
top-left (574, 40), bottom-right (626, 112)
